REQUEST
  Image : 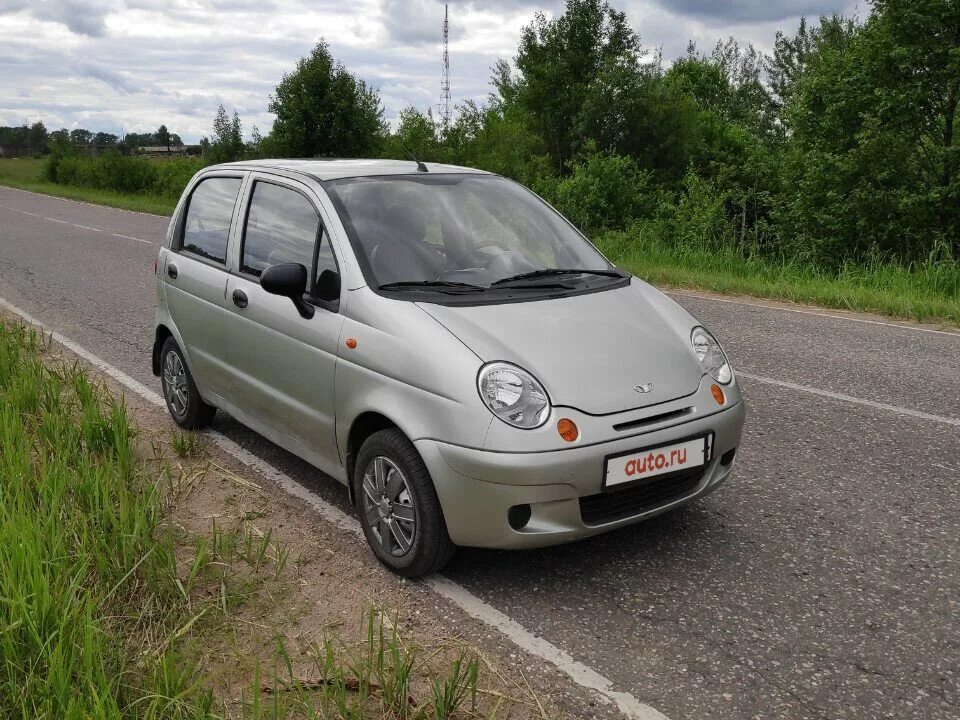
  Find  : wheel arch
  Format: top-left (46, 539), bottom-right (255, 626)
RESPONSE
top-left (345, 411), bottom-right (404, 504)
top-left (152, 324), bottom-right (173, 376)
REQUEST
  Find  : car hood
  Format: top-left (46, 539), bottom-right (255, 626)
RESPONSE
top-left (417, 280), bottom-right (706, 415)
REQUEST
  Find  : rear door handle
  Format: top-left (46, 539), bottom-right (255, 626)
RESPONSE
top-left (166, 263), bottom-right (178, 279)
top-left (232, 289), bottom-right (248, 309)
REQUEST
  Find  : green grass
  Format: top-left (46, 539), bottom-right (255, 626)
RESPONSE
top-left (596, 230), bottom-right (960, 326)
top-left (0, 318), bottom-right (499, 720)
top-left (0, 320), bottom-right (201, 718)
top-left (0, 158), bottom-right (176, 215)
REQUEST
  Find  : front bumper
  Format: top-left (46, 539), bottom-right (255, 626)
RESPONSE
top-left (416, 400), bottom-right (745, 549)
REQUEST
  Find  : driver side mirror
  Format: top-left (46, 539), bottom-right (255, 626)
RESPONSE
top-left (261, 263), bottom-right (315, 319)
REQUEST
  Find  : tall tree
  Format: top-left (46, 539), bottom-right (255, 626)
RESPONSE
top-left (28, 121), bottom-right (48, 147)
top-left (773, 1), bottom-right (960, 261)
top-left (93, 132), bottom-right (118, 146)
top-left (869, 0), bottom-right (960, 247)
top-left (69, 129), bottom-right (93, 146)
top-left (509, 0), bottom-right (641, 173)
top-left (156, 124), bottom-right (171, 151)
top-left (383, 107), bottom-right (441, 161)
top-left (208, 105), bottom-right (244, 163)
top-left (268, 41), bottom-right (386, 158)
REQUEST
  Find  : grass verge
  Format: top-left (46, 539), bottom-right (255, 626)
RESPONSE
top-left (596, 230), bottom-right (960, 326)
top-left (0, 158), bottom-right (175, 215)
top-left (0, 318), bottom-right (525, 719)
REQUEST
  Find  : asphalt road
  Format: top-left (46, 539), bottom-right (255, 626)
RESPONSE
top-left (1, 186), bottom-right (957, 720)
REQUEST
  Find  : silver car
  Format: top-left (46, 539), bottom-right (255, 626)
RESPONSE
top-left (153, 159), bottom-right (745, 576)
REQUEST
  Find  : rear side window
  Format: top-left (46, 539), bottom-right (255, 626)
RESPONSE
top-left (181, 177), bottom-right (242, 264)
top-left (241, 182), bottom-right (319, 278)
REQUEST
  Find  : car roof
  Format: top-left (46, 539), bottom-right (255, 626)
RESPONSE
top-left (210, 158), bottom-right (493, 182)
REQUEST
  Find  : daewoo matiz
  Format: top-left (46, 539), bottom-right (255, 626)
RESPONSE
top-left (153, 159), bottom-right (746, 576)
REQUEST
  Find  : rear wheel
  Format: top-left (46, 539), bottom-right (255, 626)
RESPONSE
top-left (160, 337), bottom-right (216, 429)
top-left (353, 429), bottom-right (455, 577)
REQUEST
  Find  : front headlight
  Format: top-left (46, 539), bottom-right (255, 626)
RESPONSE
top-left (691, 326), bottom-right (733, 384)
top-left (477, 362), bottom-right (550, 429)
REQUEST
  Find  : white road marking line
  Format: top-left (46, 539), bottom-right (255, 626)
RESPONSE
top-left (0, 184), bottom-right (166, 217)
top-left (0, 293), bottom-right (669, 720)
top-left (667, 290), bottom-right (959, 338)
top-left (738, 372), bottom-right (960, 428)
top-left (112, 232), bottom-right (155, 245)
top-left (427, 576), bottom-right (668, 720)
top-left (0, 203), bottom-right (153, 244)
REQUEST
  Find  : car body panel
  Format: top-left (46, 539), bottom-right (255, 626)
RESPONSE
top-left (418, 280), bottom-right (706, 415)
top-left (333, 286), bottom-right (493, 458)
top-left (419, 400), bottom-right (745, 548)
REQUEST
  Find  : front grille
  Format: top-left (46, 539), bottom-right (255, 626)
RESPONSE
top-left (579, 467), bottom-right (704, 526)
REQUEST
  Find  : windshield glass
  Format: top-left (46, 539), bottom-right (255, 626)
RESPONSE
top-left (324, 174), bottom-right (614, 291)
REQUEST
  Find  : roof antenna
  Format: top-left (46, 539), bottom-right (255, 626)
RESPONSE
top-left (402, 145), bottom-right (429, 173)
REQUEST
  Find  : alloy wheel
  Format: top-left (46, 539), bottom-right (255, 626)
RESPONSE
top-left (361, 456), bottom-right (417, 556)
top-left (162, 351), bottom-right (189, 416)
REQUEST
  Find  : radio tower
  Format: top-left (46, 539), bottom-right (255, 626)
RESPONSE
top-left (440, 3), bottom-right (451, 130)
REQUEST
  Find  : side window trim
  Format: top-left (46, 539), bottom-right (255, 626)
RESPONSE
top-left (237, 177), bottom-right (322, 283)
top-left (174, 172), bottom-right (246, 270)
top-left (238, 176), bottom-right (342, 312)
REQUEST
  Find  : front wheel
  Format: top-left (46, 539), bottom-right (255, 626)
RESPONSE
top-left (353, 429), bottom-right (456, 577)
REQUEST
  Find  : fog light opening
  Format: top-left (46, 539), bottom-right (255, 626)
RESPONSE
top-left (557, 417), bottom-right (579, 442)
top-left (508, 504), bottom-right (532, 530)
top-left (711, 383), bottom-right (726, 406)
top-left (720, 448), bottom-right (737, 467)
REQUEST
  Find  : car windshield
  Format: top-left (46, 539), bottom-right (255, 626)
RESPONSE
top-left (324, 174), bottom-right (615, 292)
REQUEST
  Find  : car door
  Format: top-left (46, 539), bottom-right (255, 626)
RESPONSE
top-left (223, 175), bottom-right (344, 473)
top-left (164, 173), bottom-right (245, 401)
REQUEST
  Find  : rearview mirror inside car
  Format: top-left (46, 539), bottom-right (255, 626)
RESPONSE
top-left (261, 263), bottom-right (315, 319)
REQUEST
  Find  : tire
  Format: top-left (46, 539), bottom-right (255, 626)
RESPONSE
top-left (159, 337), bottom-right (216, 429)
top-left (353, 429), bottom-right (456, 577)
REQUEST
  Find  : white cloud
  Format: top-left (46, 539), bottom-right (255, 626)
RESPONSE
top-left (0, 0), bottom-right (859, 142)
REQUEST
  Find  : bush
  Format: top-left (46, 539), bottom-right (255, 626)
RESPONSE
top-left (44, 152), bottom-right (204, 200)
top-left (634, 171), bottom-right (736, 250)
top-left (538, 151), bottom-right (656, 233)
top-left (152, 158), bottom-right (204, 198)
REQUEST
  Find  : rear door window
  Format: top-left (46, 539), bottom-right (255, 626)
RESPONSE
top-left (241, 181), bottom-right (319, 278)
top-left (181, 177), bottom-right (242, 264)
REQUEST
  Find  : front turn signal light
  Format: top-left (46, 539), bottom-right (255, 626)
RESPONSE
top-left (711, 383), bottom-right (726, 406)
top-left (557, 418), bottom-right (579, 442)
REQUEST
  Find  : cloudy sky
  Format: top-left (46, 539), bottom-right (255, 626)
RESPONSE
top-left (0, 0), bottom-right (862, 142)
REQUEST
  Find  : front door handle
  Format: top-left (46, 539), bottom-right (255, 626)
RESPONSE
top-left (166, 263), bottom-right (178, 279)
top-left (232, 289), bottom-right (248, 309)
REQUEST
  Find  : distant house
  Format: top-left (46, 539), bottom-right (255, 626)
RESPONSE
top-left (0, 144), bottom-right (43, 158)
top-left (136, 145), bottom-right (201, 157)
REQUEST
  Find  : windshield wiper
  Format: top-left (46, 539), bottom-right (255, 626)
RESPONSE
top-left (378, 280), bottom-right (487, 292)
top-left (491, 268), bottom-right (626, 286)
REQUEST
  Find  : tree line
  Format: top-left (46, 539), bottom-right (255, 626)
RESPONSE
top-left (34, 0), bottom-right (960, 269)
top-left (0, 122), bottom-right (184, 153)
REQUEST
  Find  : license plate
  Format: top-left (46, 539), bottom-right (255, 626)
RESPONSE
top-left (603, 435), bottom-right (712, 489)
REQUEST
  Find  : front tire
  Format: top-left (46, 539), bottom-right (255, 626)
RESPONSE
top-left (353, 429), bottom-right (456, 577)
top-left (160, 337), bottom-right (216, 429)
